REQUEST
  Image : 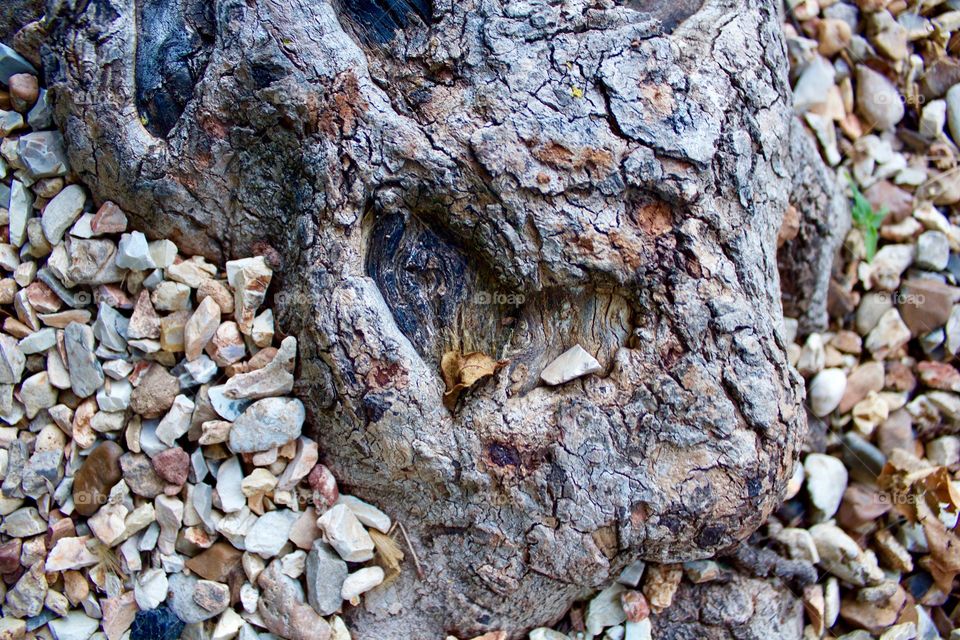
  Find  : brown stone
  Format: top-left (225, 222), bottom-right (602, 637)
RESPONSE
top-left (899, 279), bottom-right (960, 336)
top-left (184, 297), bottom-right (221, 361)
top-left (193, 580), bottom-right (230, 613)
top-left (920, 57), bottom-right (960, 100)
top-left (864, 181), bottom-right (913, 223)
top-left (23, 282), bottom-right (61, 314)
top-left (119, 452), bottom-right (165, 498)
top-left (876, 409), bottom-right (916, 457)
top-left (152, 447), bottom-right (190, 486)
top-left (308, 464), bottom-right (339, 511)
top-left (836, 483), bottom-right (890, 533)
top-left (160, 310), bottom-right (190, 353)
top-left (101, 591), bottom-right (137, 640)
top-left (621, 589), bottom-right (650, 623)
top-left (127, 290), bottom-right (160, 340)
top-left (63, 570), bottom-right (89, 605)
top-left (8, 73), bottom-right (38, 113)
top-left (72, 441), bottom-right (123, 517)
top-left (777, 205), bottom-right (800, 248)
top-left (197, 279), bottom-right (234, 314)
top-left (838, 361), bottom-right (884, 414)
top-left (831, 330), bottom-right (862, 355)
top-left (90, 201), bottom-right (128, 235)
top-left (96, 284), bottom-right (133, 310)
top-left (818, 19), bottom-right (852, 57)
top-left (885, 361), bottom-right (916, 393)
top-left (0, 539), bottom-right (22, 573)
top-left (257, 562), bottom-right (331, 640)
top-left (205, 321), bottom-right (246, 366)
top-left (45, 515), bottom-right (76, 549)
top-left (917, 361), bottom-right (960, 393)
top-left (129, 364), bottom-right (179, 417)
top-left (828, 279), bottom-right (859, 319)
top-left (839, 584), bottom-right (907, 633)
top-left (184, 542), bottom-right (244, 582)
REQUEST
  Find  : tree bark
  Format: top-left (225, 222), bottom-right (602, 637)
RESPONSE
top-left (42, 0), bottom-right (818, 637)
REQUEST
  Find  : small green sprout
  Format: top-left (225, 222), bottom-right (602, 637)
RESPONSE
top-left (849, 178), bottom-right (888, 263)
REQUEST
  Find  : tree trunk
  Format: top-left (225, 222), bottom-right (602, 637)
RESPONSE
top-left (41, 0), bottom-right (825, 637)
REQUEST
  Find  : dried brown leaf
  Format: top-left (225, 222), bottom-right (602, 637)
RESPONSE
top-left (917, 497), bottom-right (960, 593)
top-left (440, 350), bottom-right (506, 409)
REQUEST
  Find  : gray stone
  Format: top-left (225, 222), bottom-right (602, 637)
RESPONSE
top-left (804, 453), bottom-right (848, 522)
top-left (64, 321), bottom-right (105, 397)
top-left (8, 179), bottom-right (32, 247)
top-left (42, 185), bottom-right (87, 245)
top-left (245, 509), bottom-right (299, 558)
top-left (228, 397), bottom-right (306, 453)
top-left (93, 302), bottom-right (130, 352)
top-left (156, 394), bottom-right (195, 446)
top-left (920, 99), bottom-right (947, 139)
top-left (96, 378), bottom-right (132, 412)
top-left (810, 523), bottom-right (884, 586)
top-left (306, 540), bottom-right (348, 615)
top-left (27, 88), bottom-right (52, 130)
top-left (1, 506), bottom-right (47, 536)
top-left (37, 267), bottom-right (91, 309)
top-left (947, 305), bottom-right (960, 355)
top-left (793, 56), bottom-right (836, 114)
top-left (139, 419), bottom-right (167, 457)
top-left (856, 65), bottom-right (905, 130)
top-left (316, 504), bottom-right (375, 562)
top-left (223, 336), bottom-right (296, 400)
top-left (916, 231), bottom-right (950, 271)
top-left (176, 354), bottom-right (217, 387)
top-left (65, 239), bottom-right (125, 286)
top-left (19, 131), bottom-right (69, 179)
top-left (1, 439), bottom-right (26, 498)
top-left (120, 452), bottom-right (166, 498)
top-left (208, 384), bottom-right (252, 420)
top-left (808, 368), bottom-right (847, 417)
top-left (0, 332), bottom-right (26, 383)
top-left (0, 44), bottom-right (37, 83)
top-left (948, 83), bottom-right (960, 147)
top-left (21, 450), bottom-right (63, 499)
top-left (193, 482), bottom-right (216, 534)
top-left (216, 455), bottom-right (246, 513)
top-left (49, 611), bottom-right (99, 640)
top-left (20, 371), bottom-right (58, 418)
top-left (841, 433), bottom-right (886, 484)
top-left (5, 562), bottom-right (47, 618)
top-left (167, 572), bottom-right (222, 624)
top-left (116, 231), bottom-right (157, 271)
top-left (0, 109), bottom-right (23, 136)
top-left (19, 327), bottom-right (56, 354)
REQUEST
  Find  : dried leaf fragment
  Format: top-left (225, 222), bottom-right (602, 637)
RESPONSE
top-left (370, 529), bottom-right (404, 585)
top-left (440, 350), bottom-right (506, 410)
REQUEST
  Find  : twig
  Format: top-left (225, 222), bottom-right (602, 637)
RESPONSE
top-left (397, 521), bottom-right (425, 580)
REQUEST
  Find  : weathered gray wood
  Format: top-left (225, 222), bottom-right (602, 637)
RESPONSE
top-left (41, 0), bottom-right (821, 637)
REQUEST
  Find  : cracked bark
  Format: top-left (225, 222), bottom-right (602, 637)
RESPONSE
top-left (37, 0), bottom-right (837, 637)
